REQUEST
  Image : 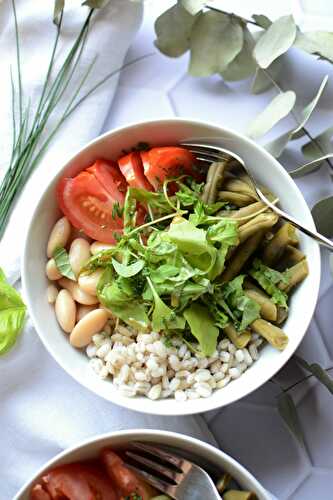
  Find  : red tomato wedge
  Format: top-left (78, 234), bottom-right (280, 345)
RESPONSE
top-left (31, 463), bottom-right (117, 500)
top-left (118, 152), bottom-right (154, 191)
top-left (30, 485), bottom-right (51, 500)
top-left (101, 449), bottom-right (157, 500)
top-left (57, 160), bottom-right (127, 243)
top-left (140, 146), bottom-right (199, 190)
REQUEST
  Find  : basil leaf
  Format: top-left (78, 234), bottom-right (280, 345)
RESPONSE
top-left (112, 258), bottom-right (144, 278)
top-left (53, 247), bottom-right (76, 281)
top-left (184, 303), bottom-right (219, 356)
top-left (253, 15), bottom-right (296, 68)
top-left (0, 268), bottom-right (26, 355)
top-left (277, 392), bottom-right (304, 446)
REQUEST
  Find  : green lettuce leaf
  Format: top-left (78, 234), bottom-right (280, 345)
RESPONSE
top-left (183, 303), bottom-right (219, 356)
top-left (249, 258), bottom-right (289, 308)
top-left (0, 268), bottom-right (26, 355)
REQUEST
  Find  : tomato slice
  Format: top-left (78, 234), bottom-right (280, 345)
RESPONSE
top-left (118, 152), bottom-right (154, 191)
top-left (57, 170), bottom-right (124, 244)
top-left (101, 449), bottom-right (157, 500)
top-left (87, 160), bottom-right (127, 197)
top-left (30, 485), bottom-right (51, 500)
top-left (34, 463), bottom-right (117, 500)
top-left (140, 147), bottom-right (200, 190)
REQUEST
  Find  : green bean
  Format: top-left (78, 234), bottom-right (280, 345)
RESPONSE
top-left (224, 491), bottom-right (257, 500)
top-left (221, 231), bottom-right (264, 282)
top-left (223, 178), bottom-right (257, 199)
top-left (223, 324), bottom-right (251, 348)
top-left (279, 259), bottom-right (309, 292)
top-left (251, 319), bottom-right (288, 350)
top-left (218, 191), bottom-right (254, 207)
top-left (262, 223), bottom-right (298, 266)
top-left (244, 287), bottom-right (277, 322)
top-left (238, 213), bottom-right (278, 244)
top-left (276, 306), bottom-right (288, 324)
top-left (202, 160), bottom-right (227, 204)
top-left (221, 201), bottom-right (266, 224)
top-left (216, 473), bottom-right (232, 493)
top-left (277, 244), bottom-right (305, 270)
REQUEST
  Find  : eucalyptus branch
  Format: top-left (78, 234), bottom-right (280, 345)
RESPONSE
top-left (205, 4), bottom-right (259, 27)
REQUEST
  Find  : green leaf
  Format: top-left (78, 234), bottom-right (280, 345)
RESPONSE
top-left (252, 14), bottom-right (272, 29)
top-left (53, 0), bottom-right (64, 26)
top-left (112, 258), bottom-right (144, 278)
top-left (220, 27), bottom-right (257, 82)
top-left (251, 58), bottom-right (282, 94)
top-left (154, 3), bottom-right (196, 58)
top-left (147, 278), bottom-right (185, 332)
top-left (82, 0), bottom-right (110, 7)
top-left (53, 247), bottom-right (76, 281)
top-left (264, 131), bottom-right (292, 158)
top-left (277, 392), bottom-right (304, 446)
top-left (221, 275), bottom-right (260, 331)
top-left (0, 267), bottom-right (26, 355)
top-left (247, 91), bottom-right (296, 139)
top-left (311, 194), bottom-right (333, 237)
top-left (302, 126), bottom-right (333, 160)
top-left (253, 15), bottom-right (296, 68)
top-left (289, 154), bottom-right (333, 178)
top-left (189, 11), bottom-right (243, 76)
top-left (249, 259), bottom-right (288, 308)
top-left (167, 218), bottom-right (209, 255)
top-left (207, 219), bottom-right (239, 246)
top-left (330, 254), bottom-right (333, 280)
top-left (293, 75), bottom-right (329, 136)
top-left (296, 356), bottom-right (333, 395)
top-left (294, 31), bottom-right (333, 63)
top-left (180, 0), bottom-right (205, 15)
top-left (183, 303), bottom-right (219, 356)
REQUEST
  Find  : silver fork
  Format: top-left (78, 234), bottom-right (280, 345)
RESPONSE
top-left (124, 442), bottom-right (221, 499)
top-left (181, 141), bottom-right (333, 251)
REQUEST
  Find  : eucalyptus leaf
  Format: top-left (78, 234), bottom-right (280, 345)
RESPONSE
top-left (289, 154), bottom-right (333, 178)
top-left (154, 3), bottom-right (195, 58)
top-left (221, 27), bottom-right (256, 82)
top-left (82, 0), bottom-right (110, 7)
top-left (302, 125), bottom-right (333, 160)
top-left (253, 15), bottom-right (296, 68)
top-left (311, 194), bottom-right (333, 237)
top-left (293, 75), bottom-right (328, 136)
top-left (189, 11), bottom-right (243, 76)
top-left (252, 14), bottom-right (272, 29)
top-left (296, 356), bottom-right (333, 395)
top-left (330, 254), bottom-right (333, 279)
top-left (247, 91), bottom-right (296, 139)
top-left (264, 131), bottom-right (292, 158)
top-left (180, 0), bottom-right (205, 15)
top-left (294, 31), bottom-right (333, 63)
top-left (53, 0), bottom-right (64, 26)
top-left (251, 57), bottom-right (282, 94)
top-left (277, 392), bottom-right (304, 445)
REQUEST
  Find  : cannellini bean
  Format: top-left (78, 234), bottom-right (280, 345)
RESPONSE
top-left (46, 259), bottom-right (62, 280)
top-left (76, 304), bottom-right (96, 322)
top-left (69, 238), bottom-right (91, 277)
top-left (47, 284), bottom-right (58, 303)
top-left (69, 227), bottom-right (91, 243)
top-left (47, 217), bottom-right (71, 258)
top-left (70, 309), bottom-right (108, 348)
top-left (59, 277), bottom-right (99, 305)
top-left (78, 269), bottom-right (103, 296)
top-left (90, 241), bottom-right (114, 255)
top-left (55, 289), bottom-right (76, 333)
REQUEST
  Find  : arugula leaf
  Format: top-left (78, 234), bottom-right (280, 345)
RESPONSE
top-left (222, 275), bottom-right (260, 330)
top-left (53, 247), bottom-right (76, 280)
top-left (207, 219), bottom-right (239, 245)
top-left (0, 267), bottom-right (26, 355)
top-left (147, 278), bottom-right (184, 332)
top-left (112, 258), bottom-right (144, 278)
top-left (249, 258), bottom-right (289, 308)
top-left (183, 303), bottom-right (219, 356)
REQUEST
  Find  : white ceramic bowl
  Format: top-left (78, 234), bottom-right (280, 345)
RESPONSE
top-left (22, 118), bottom-right (320, 416)
top-left (14, 429), bottom-right (271, 499)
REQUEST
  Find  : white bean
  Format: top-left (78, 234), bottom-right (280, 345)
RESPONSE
top-left (70, 308), bottom-right (108, 348)
top-left (59, 277), bottom-right (99, 305)
top-left (47, 217), bottom-right (71, 258)
top-left (55, 289), bottom-right (76, 333)
top-left (90, 241), bottom-right (114, 255)
top-left (46, 259), bottom-right (62, 281)
top-left (47, 284), bottom-right (58, 304)
top-left (69, 238), bottom-right (91, 277)
top-left (76, 304), bottom-right (96, 322)
top-left (78, 269), bottom-right (103, 296)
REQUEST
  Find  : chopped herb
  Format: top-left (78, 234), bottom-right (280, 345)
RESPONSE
top-left (53, 247), bottom-right (76, 280)
top-left (112, 201), bottom-right (124, 219)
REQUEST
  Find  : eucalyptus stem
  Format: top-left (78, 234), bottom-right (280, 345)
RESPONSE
top-left (205, 4), bottom-right (259, 27)
top-left (281, 366), bottom-right (333, 393)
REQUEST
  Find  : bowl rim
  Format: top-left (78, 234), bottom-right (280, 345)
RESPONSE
top-left (22, 116), bottom-right (321, 416)
top-left (13, 428), bottom-right (271, 500)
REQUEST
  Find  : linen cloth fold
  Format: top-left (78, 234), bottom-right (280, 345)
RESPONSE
top-left (0, 2), bottom-right (216, 497)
